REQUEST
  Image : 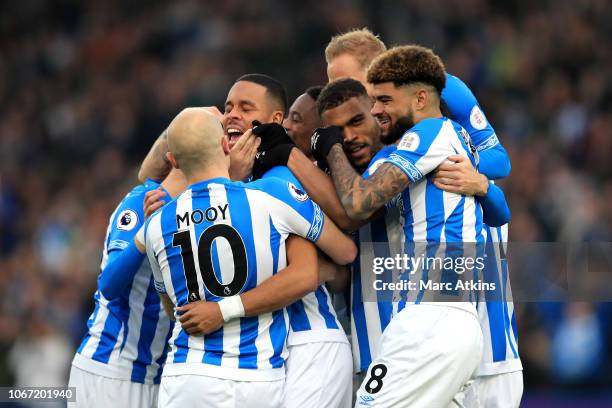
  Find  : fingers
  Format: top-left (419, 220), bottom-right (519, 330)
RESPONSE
top-left (175, 302), bottom-right (196, 312)
top-left (433, 180), bottom-right (463, 193)
top-left (145, 200), bottom-right (165, 218)
top-left (446, 154), bottom-right (466, 163)
top-left (144, 188), bottom-right (167, 217)
top-left (232, 129), bottom-right (255, 153)
top-left (434, 170), bottom-right (461, 180)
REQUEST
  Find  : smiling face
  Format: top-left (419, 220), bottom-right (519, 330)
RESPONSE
top-left (223, 81), bottom-right (279, 149)
top-left (370, 82), bottom-right (419, 144)
top-left (283, 93), bottom-right (320, 159)
top-left (321, 95), bottom-right (382, 170)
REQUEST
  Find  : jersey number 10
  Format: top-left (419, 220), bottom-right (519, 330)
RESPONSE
top-left (172, 224), bottom-right (248, 301)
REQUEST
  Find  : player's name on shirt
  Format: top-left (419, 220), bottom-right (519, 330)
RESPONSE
top-left (175, 204), bottom-right (229, 228)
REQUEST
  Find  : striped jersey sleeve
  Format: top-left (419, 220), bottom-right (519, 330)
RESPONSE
top-left (384, 118), bottom-right (457, 182)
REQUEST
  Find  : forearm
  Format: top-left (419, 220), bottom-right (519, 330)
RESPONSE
top-left (159, 294), bottom-right (176, 321)
top-left (287, 148), bottom-right (358, 231)
top-left (240, 259), bottom-right (318, 316)
top-left (326, 144), bottom-right (404, 221)
top-left (477, 144), bottom-right (511, 180)
top-left (478, 183), bottom-right (511, 227)
top-left (138, 131), bottom-right (171, 182)
top-left (98, 241), bottom-right (145, 300)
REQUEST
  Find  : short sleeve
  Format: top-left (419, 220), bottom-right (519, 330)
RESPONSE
top-left (106, 193), bottom-right (145, 254)
top-left (383, 119), bottom-right (455, 183)
top-left (251, 176), bottom-right (324, 242)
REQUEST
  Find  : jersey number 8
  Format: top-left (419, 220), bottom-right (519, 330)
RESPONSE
top-left (173, 224), bottom-right (248, 301)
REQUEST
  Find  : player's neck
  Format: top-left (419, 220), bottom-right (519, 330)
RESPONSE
top-left (161, 168), bottom-right (189, 198)
top-left (185, 164), bottom-right (230, 186)
top-left (414, 106), bottom-right (443, 124)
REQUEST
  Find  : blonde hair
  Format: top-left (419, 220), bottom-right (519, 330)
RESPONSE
top-left (325, 28), bottom-right (387, 69)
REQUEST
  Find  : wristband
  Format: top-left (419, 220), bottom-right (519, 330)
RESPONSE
top-left (218, 296), bottom-right (245, 322)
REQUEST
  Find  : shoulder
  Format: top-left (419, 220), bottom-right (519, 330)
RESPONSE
top-left (247, 176), bottom-right (311, 206)
top-left (397, 118), bottom-right (445, 150)
top-left (113, 183), bottom-right (154, 233)
top-left (262, 166), bottom-right (302, 189)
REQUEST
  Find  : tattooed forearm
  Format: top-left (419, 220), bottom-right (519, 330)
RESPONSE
top-left (327, 145), bottom-right (410, 221)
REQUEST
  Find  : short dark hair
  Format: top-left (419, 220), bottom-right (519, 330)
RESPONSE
top-left (316, 78), bottom-right (368, 115)
top-left (305, 85), bottom-right (323, 102)
top-left (235, 73), bottom-right (288, 114)
top-left (367, 45), bottom-right (446, 94)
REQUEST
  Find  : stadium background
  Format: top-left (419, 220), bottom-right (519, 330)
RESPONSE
top-left (0, 0), bottom-right (611, 406)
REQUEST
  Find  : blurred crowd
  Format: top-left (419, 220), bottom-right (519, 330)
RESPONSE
top-left (1, 0), bottom-right (611, 396)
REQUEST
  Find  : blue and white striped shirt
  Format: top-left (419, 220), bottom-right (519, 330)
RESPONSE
top-left (144, 177), bottom-right (324, 381)
top-left (73, 180), bottom-right (173, 384)
top-left (263, 166), bottom-right (347, 346)
top-left (350, 146), bottom-right (402, 373)
top-left (444, 74), bottom-right (520, 375)
top-left (385, 118), bottom-right (485, 314)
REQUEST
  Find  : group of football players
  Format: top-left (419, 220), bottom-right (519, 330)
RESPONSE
top-left (67, 29), bottom-right (523, 408)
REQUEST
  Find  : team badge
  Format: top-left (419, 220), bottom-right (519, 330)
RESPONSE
top-left (469, 106), bottom-right (487, 130)
top-left (398, 132), bottom-right (420, 152)
top-left (117, 209), bottom-right (138, 231)
top-left (287, 182), bottom-right (308, 202)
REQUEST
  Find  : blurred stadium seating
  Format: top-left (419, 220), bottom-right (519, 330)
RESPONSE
top-left (0, 0), bottom-right (610, 403)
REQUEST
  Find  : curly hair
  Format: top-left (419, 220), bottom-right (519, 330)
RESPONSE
top-left (366, 45), bottom-right (446, 94)
top-left (316, 78), bottom-right (369, 115)
top-left (325, 28), bottom-right (387, 69)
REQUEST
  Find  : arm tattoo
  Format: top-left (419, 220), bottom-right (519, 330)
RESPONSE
top-left (327, 145), bottom-right (409, 220)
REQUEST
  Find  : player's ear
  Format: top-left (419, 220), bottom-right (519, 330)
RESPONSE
top-left (221, 134), bottom-right (231, 155)
top-left (271, 110), bottom-right (284, 125)
top-left (415, 88), bottom-right (428, 110)
top-left (166, 152), bottom-right (179, 169)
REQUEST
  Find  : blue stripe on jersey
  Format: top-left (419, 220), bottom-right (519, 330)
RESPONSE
top-left (161, 199), bottom-right (190, 363)
top-left (92, 298), bottom-right (126, 363)
top-left (314, 288), bottom-right (339, 329)
top-left (268, 216), bottom-right (286, 368)
top-left (369, 218), bottom-right (393, 328)
top-left (398, 192), bottom-right (414, 312)
top-left (269, 310), bottom-right (287, 368)
top-left (483, 237), bottom-right (506, 362)
top-left (226, 186), bottom-right (259, 369)
top-left (351, 237), bottom-right (372, 370)
top-left (131, 276), bottom-right (161, 382)
top-left (497, 227), bottom-right (519, 359)
top-left (118, 283), bottom-right (134, 353)
top-left (77, 291), bottom-right (101, 353)
top-left (288, 300), bottom-right (312, 331)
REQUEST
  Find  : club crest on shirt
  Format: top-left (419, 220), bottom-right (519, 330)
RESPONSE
top-left (287, 182), bottom-right (308, 202)
top-left (117, 209), bottom-right (138, 231)
top-left (398, 132), bottom-right (420, 152)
